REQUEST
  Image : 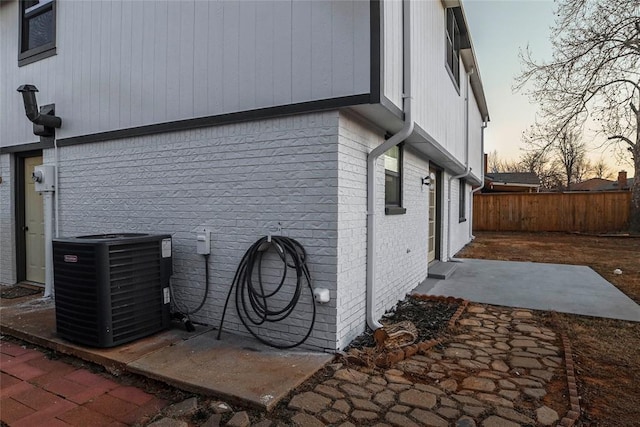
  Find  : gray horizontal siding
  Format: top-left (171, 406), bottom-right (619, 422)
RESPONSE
top-left (0, 0), bottom-right (371, 147)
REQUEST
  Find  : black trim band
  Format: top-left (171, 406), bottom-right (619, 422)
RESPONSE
top-left (55, 94), bottom-right (371, 147)
top-left (1, 140), bottom-right (53, 154)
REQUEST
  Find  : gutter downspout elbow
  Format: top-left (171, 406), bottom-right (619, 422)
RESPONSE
top-left (365, 0), bottom-right (413, 332)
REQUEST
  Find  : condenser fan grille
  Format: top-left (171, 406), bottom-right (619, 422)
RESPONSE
top-left (53, 234), bottom-right (172, 348)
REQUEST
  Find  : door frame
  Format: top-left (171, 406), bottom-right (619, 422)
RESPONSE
top-left (428, 165), bottom-right (443, 264)
top-left (15, 150), bottom-right (43, 283)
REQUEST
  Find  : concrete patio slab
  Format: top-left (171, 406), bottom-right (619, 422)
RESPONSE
top-left (0, 291), bottom-right (332, 411)
top-left (414, 258), bottom-right (640, 322)
top-left (127, 331), bottom-right (333, 411)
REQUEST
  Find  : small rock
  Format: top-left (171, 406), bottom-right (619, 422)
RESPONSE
top-left (444, 347), bottom-right (474, 359)
top-left (437, 406), bottom-right (460, 419)
top-left (320, 410), bottom-right (346, 424)
top-left (288, 392), bottom-right (331, 414)
top-left (477, 393), bottom-right (515, 408)
top-left (385, 412), bottom-right (420, 427)
top-left (333, 368), bottom-right (370, 384)
top-left (524, 388), bottom-right (547, 399)
top-left (226, 411), bottom-right (250, 427)
top-left (390, 404), bottom-right (411, 413)
top-left (147, 419), bottom-right (188, 427)
top-left (481, 415), bottom-right (519, 427)
top-left (461, 377), bottom-right (496, 392)
top-left (384, 372), bottom-right (412, 384)
top-left (314, 384), bottom-right (345, 399)
top-left (339, 382), bottom-right (372, 399)
top-left (536, 405), bottom-right (560, 425)
top-left (410, 408), bottom-right (448, 426)
top-left (332, 399), bottom-right (351, 414)
top-left (512, 310), bottom-right (533, 318)
top-left (458, 319), bottom-right (482, 326)
top-left (495, 406), bottom-right (535, 424)
top-left (398, 389), bottom-right (437, 409)
top-left (509, 356), bottom-right (543, 369)
top-left (491, 360), bottom-right (509, 372)
top-left (456, 416), bottom-right (477, 427)
top-left (165, 397), bottom-right (198, 417)
top-left (439, 379), bottom-right (458, 392)
top-left (374, 390), bottom-right (396, 407)
top-left (530, 369), bottom-right (554, 381)
top-left (463, 405), bottom-right (487, 417)
top-left (210, 401), bottom-right (233, 414)
top-left (498, 379), bottom-right (516, 389)
top-left (202, 414), bottom-right (222, 427)
top-left (291, 412), bottom-right (324, 427)
top-left (351, 410), bottom-right (378, 421)
top-left (514, 324), bottom-right (541, 333)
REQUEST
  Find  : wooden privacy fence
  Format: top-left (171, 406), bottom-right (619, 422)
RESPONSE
top-left (473, 192), bottom-right (631, 233)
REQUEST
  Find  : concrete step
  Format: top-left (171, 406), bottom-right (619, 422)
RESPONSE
top-left (427, 261), bottom-right (458, 280)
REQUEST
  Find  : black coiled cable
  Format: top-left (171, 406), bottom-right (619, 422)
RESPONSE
top-left (217, 235), bottom-right (316, 349)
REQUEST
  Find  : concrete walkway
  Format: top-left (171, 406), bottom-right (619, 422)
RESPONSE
top-left (415, 259), bottom-right (640, 322)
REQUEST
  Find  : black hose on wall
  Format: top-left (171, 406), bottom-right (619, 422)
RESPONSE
top-left (217, 235), bottom-right (316, 349)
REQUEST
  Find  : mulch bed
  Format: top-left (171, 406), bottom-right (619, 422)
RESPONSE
top-left (347, 296), bottom-right (460, 350)
top-left (343, 294), bottom-right (467, 368)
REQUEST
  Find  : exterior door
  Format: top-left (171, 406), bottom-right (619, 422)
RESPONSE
top-left (427, 167), bottom-right (440, 263)
top-left (24, 156), bottom-right (45, 283)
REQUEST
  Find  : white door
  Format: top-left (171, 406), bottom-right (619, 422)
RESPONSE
top-left (24, 156), bottom-right (45, 283)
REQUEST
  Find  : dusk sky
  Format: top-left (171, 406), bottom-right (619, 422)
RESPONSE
top-left (463, 0), bottom-right (628, 173)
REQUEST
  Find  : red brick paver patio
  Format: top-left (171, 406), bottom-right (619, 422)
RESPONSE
top-left (0, 340), bottom-right (167, 426)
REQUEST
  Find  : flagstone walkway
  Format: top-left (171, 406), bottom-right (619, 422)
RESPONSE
top-left (285, 304), bottom-right (570, 427)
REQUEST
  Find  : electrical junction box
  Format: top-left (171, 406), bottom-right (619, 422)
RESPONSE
top-left (33, 164), bottom-right (55, 192)
top-left (196, 228), bottom-right (211, 255)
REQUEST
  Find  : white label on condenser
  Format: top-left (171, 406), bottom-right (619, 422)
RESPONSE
top-left (161, 238), bottom-right (172, 258)
top-left (163, 287), bottom-right (170, 304)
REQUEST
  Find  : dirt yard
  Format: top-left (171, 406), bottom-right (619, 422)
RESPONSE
top-left (457, 232), bottom-right (640, 426)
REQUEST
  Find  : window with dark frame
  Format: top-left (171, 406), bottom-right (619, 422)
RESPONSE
top-left (384, 145), bottom-right (406, 215)
top-left (458, 178), bottom-right (466, 222)
top-left (19, 0), bottom-right (56, 66)
top-left (445, 8), bottom-right (460, 88)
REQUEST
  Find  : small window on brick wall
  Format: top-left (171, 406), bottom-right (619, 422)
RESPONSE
top-left (384, 145), bottom-right (406, 215)
top-left (458, 178), bottom-right (467, 222)
top-left (19, 0), bottom-right (56, 66)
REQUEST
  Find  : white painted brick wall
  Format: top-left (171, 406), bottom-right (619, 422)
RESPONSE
top-left (46, 112), bottom-right (341, 351)
top-left (446, 174), bottom-right (472, 258)
top-left (335, 113), bottom-right (429, 349)
top-left (0, 154), bottom-right (17, 285)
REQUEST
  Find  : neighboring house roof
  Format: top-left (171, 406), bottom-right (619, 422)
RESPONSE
top-left (485, 173), bottom-right (541, 186)
top-left (483, 172), bottom-right (541, 193)
top-left (571, 177), bottom-right (634, 191)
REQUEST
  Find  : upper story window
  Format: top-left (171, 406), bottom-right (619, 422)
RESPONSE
top-left (445, 8), bottom-right (461, 88)
top-left (19, 0), bottom-right (56, 66)
top-left (384, 144), bottom-right (406, 215)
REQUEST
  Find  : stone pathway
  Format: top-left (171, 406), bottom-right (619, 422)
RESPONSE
top-left (284, 304), bottom-right (567, 426)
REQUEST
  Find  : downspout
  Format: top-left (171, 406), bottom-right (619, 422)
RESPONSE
top-left (366, 0), bottom-right (413, 331)
top-left (470, 119), bottom-right (488, 240)
top-left (446, 68), bottom-right (473, 261)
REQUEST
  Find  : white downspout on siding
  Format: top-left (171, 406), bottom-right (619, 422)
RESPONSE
top-left (365, 0), bottom-right (413, 331)
top-left (446, 68), bottom-right (473, 261)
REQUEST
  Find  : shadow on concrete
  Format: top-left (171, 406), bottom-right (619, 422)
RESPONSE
top-left (415, 258), bottom-right (640, 322)
top-left (0, 290), bottom-right (332, 411)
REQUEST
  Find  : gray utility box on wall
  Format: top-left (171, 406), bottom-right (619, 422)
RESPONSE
top-left (53, 233), bottom-right (172, 348)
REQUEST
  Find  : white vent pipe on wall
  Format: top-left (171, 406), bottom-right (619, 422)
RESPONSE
top-left (365, 0), bottom-right (413, 331)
